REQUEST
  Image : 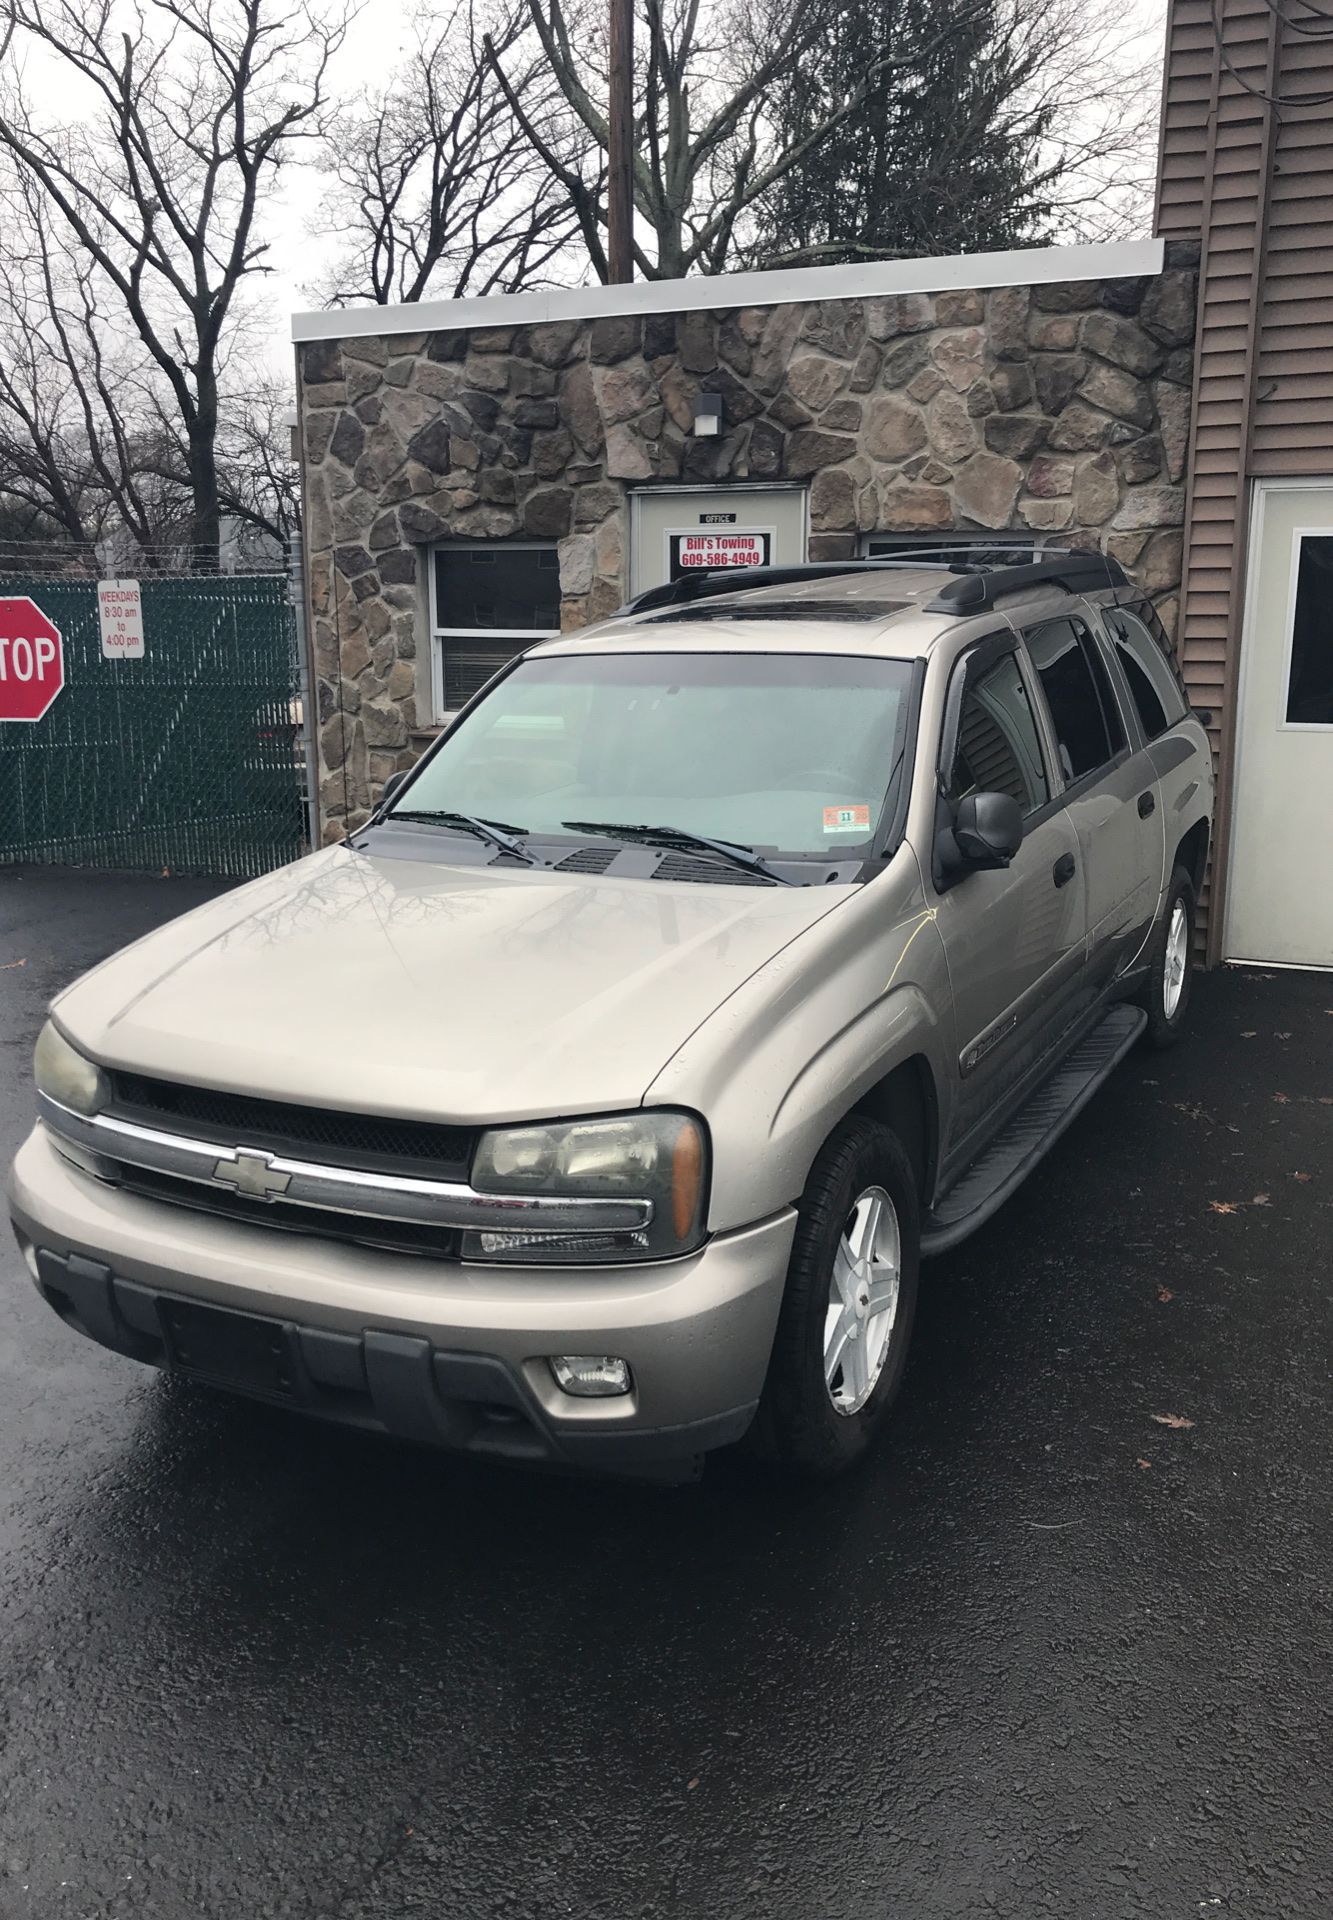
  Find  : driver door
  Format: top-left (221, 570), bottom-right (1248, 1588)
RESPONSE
top-left (932, 638), bottom-right (1089, 1170)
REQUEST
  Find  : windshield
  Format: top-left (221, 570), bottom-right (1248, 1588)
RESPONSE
top-left (389, 651), bottom-right (915, 859)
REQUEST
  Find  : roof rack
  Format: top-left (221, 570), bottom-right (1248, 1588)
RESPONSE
top-left (623, 560), bottom-right (917, 617)
top-left (923, 551), bottom-right (1128, 612)
top-left (622, 549), bottom-right (1129, 618)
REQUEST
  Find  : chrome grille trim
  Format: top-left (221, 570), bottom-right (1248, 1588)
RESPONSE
top-left (37, 1094), bottom-right (654, 1235)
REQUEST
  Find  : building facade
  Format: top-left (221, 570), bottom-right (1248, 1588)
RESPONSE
top-left (294, 239), bottom-right (1196, 855)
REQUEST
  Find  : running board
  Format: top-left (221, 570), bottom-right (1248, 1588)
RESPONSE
top-left (921, 1004), bottom-right (1146, 1256)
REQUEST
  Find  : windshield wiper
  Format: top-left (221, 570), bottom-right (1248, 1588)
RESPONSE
top-left (561, 820), bottom-right (796, 886)
top-left (389, 809), bottom-right (543, 865)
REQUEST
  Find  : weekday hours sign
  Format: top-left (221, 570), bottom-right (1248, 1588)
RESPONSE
top-left (98, 578), bottom-right (145, 659)
top-left (668, 528), bottom-right (773, 579)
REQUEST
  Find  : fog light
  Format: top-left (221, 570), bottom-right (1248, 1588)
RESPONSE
top-left (549, 1355), bottom-right (632, 1398)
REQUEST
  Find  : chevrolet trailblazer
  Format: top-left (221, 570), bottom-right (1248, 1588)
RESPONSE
top-left (8, 552), bottom-right (1212, 1480)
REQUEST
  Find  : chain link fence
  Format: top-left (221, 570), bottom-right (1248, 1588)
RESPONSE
top-left (0, 557), bottom-right (310, 879)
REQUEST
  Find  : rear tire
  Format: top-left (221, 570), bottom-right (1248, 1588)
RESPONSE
top-left (1140, 864), bottom-right (1196, 1049)
top-left (752, 1115), bottom-right (920, 1477)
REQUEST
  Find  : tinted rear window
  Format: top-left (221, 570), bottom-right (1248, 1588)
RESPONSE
top-left (1106, 606), bottom-right (1189, 739)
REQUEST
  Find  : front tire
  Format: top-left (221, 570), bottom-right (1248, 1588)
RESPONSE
top-left (1140, 864), bottom-right (1196, 1049)
top-left (753, 1115), bottom-right (920, 1477)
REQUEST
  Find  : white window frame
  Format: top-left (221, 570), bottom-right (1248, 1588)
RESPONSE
top-left (429, 540), bottom-right (560, 721)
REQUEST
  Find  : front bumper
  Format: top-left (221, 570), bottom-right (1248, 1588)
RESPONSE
top-left (8, 1126), bottom-right (795, 1478)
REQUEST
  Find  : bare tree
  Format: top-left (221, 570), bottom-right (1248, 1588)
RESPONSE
top-left (1002, 1), bottom-right (1162, 248)
top-left (215, 381), bottom-right (302, 552)
top-left (0, 168), bottom-right (148, 553)
top-left (321, 0), bottom-right (582, 306)
top-left (496, 0), bottom-right (998, 279)
top-left (0, 0), bottom-right (349, 565)
top-left (0, 164), bottom-right (299, 567)
top-left (124, 372), bottom-right (302, 562)
top-left (498, 0), bottom-right (1158, 282)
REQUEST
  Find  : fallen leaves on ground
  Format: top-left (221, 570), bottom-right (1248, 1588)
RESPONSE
top-left (1210, 1201), bottom-right (1240, 1214)
top-left (687, 1778), bottom-right (700, 1791)
top-left (1157, 1285), bottom-right (1174, 1302)
top-left (1252, 1193), bottom-right (1271, 1206)
top-left (1137, 1458), bottom-right (1152, 1469)
top-left (0, 957), bottom-right (26, 970)
top-left (1275, 1031), bottom-right (1292, 1040)
top-left (1274, 1093), bottom-right (1290, 1105)
top-left (1150, 1413), bottom-right (1195, 1430)
top-left (1293, 1171), bottom-right (1312, 1183)
top-left (1240, 1030), bottom-right (1257, 1039)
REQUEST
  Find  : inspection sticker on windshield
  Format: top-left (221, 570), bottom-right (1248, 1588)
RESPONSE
top-left (823, 804), bottom-right (870, 834)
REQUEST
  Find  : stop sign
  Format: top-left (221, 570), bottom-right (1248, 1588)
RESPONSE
top-left (0, 596), bottom-right (65, 722)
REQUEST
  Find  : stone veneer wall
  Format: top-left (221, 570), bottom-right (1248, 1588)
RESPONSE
top-left (298, 244), bottom-right (1198, 839)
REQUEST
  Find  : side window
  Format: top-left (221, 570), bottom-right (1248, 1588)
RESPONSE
top-left (1105, 605), bottom-right (1189, 738)
top-left (1026, 618), bottom-right (1124, 783)
top-left (947, 652), bottom-right (1049, 816)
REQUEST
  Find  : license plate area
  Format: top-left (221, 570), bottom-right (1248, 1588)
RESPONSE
top-left (159, 1297), bottom-right (296, 1398)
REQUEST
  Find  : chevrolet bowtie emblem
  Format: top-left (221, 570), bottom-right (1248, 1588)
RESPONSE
top-left (213, 1150), bottom-right (291, 1200)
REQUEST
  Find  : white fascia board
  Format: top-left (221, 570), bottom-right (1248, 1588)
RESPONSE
top-left (291, 238), bottom-right (1165, 345)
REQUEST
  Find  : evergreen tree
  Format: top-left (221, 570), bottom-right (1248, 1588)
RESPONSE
top-left (750, 0), bottom-right (1057, 268)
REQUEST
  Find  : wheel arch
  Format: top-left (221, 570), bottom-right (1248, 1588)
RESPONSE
top-left (849, 1053), bottom-right (940, 1208)
top-left (1173, 817), bottom-right (1210, 897)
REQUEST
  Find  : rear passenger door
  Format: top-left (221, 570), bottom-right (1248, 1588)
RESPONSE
top-left (1021, 613), bottom-right (1160, 987)
top-left (1099, 601), bottom-right (1189, 889)
top-left (933, 639), bottom-right (1087, 1160)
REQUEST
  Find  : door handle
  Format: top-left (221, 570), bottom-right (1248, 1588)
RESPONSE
top-left (1138, 791), bottom-right (1156, 818)
top-left (1052, 852), bottom-right (1076, 888)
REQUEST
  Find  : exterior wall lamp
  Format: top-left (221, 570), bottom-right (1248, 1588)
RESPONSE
top-left (693, 393), bottom-right (723, 438)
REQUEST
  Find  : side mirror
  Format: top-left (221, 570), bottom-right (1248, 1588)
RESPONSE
top-left (953, 791), bottom-right (1023, 870)
top-left (381, 769), bottom-right (410, 810)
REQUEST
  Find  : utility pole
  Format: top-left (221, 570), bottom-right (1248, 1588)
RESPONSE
top-left (607, 0), bottom-right (633, 282)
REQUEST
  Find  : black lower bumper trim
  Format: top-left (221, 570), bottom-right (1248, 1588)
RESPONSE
top-left (31, 1247), bottom-right (755, 1481)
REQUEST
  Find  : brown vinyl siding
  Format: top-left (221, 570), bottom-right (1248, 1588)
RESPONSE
top-left (1155, 0), bottom-right (1333, 957)
top-left (1159, 0), bottom-right (1276, 944)
top-left (1251, 42), bottom-right (1333, 472)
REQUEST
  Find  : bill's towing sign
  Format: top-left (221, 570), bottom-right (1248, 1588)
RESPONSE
top-left (668, 529), bottom-right (774, 579)
top-left (0, 596), bottom-right (65, 723)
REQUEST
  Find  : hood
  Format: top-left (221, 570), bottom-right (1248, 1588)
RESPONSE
top-left (55, 844), bottom-right (850, 1123)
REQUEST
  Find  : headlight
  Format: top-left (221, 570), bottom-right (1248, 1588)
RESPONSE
top-left (467, 1111), bottom-right (708, 1264)
top-left (34, 1021), bottom-right (109, 1117)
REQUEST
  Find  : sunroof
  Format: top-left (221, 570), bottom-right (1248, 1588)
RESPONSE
top-left (643, 598), bottom-right (908, 625)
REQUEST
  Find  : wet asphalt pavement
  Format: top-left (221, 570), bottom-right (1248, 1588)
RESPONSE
top-left (1, 865), bottom-right (1331, 1920)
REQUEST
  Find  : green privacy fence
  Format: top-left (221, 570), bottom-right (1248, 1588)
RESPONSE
top-left (0, 573), bottom-right (307, 878)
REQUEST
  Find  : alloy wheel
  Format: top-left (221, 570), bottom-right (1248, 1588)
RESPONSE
top-left (1164, 898), bottom-right (1189, 1020)
top-left (824, 1185), bottom-right (901, 1416)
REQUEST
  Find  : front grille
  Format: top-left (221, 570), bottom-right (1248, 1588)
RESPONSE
top-left (119, 1166), bottom-right (462, 1260)
top-left (108, 1071), bottom-right (474, 1178)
